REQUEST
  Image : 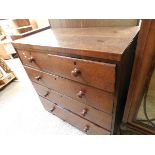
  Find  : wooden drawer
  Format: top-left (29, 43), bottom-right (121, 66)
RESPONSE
top-left (39, 96), bottom-right (110, 135)
top-left (33, 82), bottom-right (112, 130)
top-left (18, 50), bottom-right (116, 92)
top-left (25, 66), bottom-right (114, 113)
top-left (17, 50), bottom-right (31, 65)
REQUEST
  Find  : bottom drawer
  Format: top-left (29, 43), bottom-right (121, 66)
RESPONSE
top-left (39, 96), bottom-right (110, 135)
top-left (32, 82), bottom-right (112, 130)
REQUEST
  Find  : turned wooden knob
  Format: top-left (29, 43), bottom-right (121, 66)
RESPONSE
top-left (77, 90), bottom-right (85, 98)
top-left (81, 108), bottom-right (88, 116)
top-left (83, 125), bottom-right (89, 132)
top-left (71, 68), bottom-right (81, 77)
top-left (50, 106), bottom-right (55, 112)
top-left (34, 75), bottom-right (41, 81)
top-left (44, 91), bottom-right (49, 97)
top-left (28, 57), bottom-right (35, 63)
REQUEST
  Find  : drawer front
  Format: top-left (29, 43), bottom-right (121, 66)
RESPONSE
top-left (33, 82), bottom-right (112, 130)
top-left (25, 66), bottom-right (114, 114)
top-left (17, 50), bottom-right (31, 65)
top-left (18, 50), bottom-right (116, 92)
top-left (39, 96), bottom-right (110, 135)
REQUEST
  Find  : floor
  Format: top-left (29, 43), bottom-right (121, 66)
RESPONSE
top-left (0, 58), bottom-right (84, 135)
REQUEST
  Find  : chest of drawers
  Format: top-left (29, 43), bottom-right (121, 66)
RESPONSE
top-left (13, 27), bottom-right (139, 134)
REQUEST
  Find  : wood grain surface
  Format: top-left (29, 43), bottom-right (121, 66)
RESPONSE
top-left (49, 19), bottom-right (138, 28)
top-left (18, 50), bottom-right (116, 92)
top-left (33, 82), bottom-right (112, 130)
top-left (40, 96), bottom-right (110, 135)
top-left (25, 66), bottom-right (114, 113)
top-left (13, 27), bottom-right (139, 61)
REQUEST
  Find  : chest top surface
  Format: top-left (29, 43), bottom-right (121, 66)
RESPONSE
top-left (13, 27), bottom-right (139, 61)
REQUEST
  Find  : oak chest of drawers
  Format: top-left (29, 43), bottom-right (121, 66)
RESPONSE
top-left (13, 27), bottom-right (139, 134)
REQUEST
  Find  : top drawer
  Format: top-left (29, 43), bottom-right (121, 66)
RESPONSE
top-left (17, 50), bottom-right (116, 93)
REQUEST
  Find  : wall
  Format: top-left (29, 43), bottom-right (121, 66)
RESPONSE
top-left (49, 19), bottom-right (139, 28)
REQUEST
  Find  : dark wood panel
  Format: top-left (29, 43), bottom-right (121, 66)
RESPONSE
top-left (122, 20), bottom-right (155, 134)
top-left (33, 82), bottom-right (112, 130)
top-left (18, 50), bottom-right (116, 92)
top-left (25, 66), bottom-right (114, 113)
top-left (112, 34), bottom-right (138, 134)
top-left (39, 96), bottom-right (110, 135)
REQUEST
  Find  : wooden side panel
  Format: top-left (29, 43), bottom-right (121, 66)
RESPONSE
top-left (122, 20), bottom-right (155, 134)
